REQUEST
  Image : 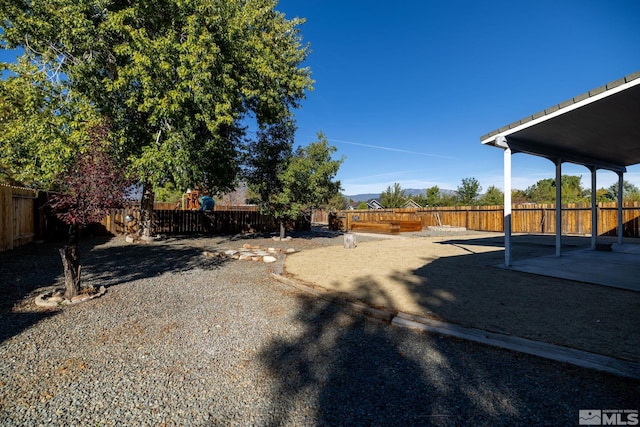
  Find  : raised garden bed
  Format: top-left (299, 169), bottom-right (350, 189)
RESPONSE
top-left (350, 220), bottom-right (422, 234)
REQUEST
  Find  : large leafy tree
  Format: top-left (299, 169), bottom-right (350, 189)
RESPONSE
top-left (1, 0), bottom-right (313, 237)
top-left (560, 175), bottom-right (587, 203)
top-left (0, 59), bottom-right (98, 188)
top-left (525, 178), bottom-right (555, 204)
top-left (525, 175), bottom-right (587, 204)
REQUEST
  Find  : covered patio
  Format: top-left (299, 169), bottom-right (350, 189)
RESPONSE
top-left (480, 71), bottom-right (640, 289)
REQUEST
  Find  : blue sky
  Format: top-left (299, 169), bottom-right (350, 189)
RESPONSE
top-left (2, 1), bottom-right (639, 196)
top-left (274, 0), bottom-right (640, 196)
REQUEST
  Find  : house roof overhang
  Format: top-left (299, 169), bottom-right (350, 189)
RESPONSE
top-left (480, 72), bottom-right (640, 173)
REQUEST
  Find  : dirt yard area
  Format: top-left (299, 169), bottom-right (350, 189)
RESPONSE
top-left (283, 232), bottom-right (640, 362)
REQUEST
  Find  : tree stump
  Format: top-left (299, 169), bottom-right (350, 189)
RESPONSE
top-left (343, 233), bottom-right (357, 249)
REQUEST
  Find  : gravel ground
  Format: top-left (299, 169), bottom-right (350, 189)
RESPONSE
top-left (0, 229), bottom-right (638, 426)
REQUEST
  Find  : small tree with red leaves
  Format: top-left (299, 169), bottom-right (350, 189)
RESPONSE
top-left (50, 121), bottom-right (131, 300)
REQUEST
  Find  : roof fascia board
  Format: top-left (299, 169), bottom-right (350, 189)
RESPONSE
top-left (481, 75), bottom-right (640, 146)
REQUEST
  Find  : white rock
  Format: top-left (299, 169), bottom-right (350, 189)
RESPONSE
top-left (263, 256), bottom-right (277, 263)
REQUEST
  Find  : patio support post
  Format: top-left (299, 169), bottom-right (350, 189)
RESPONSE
top-left (504, 146), bottom-right (512, 267)
top-left (590, 167), bottom-right (597, 249)
top-left (555, 160), bottom-right (562, 257)
top-left (617, 171), bottom-right (624, 245)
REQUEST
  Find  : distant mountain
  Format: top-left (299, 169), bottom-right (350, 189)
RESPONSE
top-left (344, 193), bottom-right (379, 202)
top-left (345, 188), bottom-right (455, 202)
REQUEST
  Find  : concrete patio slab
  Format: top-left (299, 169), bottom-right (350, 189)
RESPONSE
top-left (502, 243), bottom-right (640, 292)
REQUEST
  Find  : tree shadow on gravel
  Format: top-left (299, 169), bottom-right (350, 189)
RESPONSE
top-left (0, 236), bottom-right (229, 344)
top-left (261, 263), bottom-right (639, 425)
top-left (260, 279), bottom-right (454, 425)
top-left (223, 225), bottom-right (344, 242)
top-left (0, 239), bottom-right (97, 344)
top-left (260, 278), bottom-right (524, 425)
top-left (78, 236), bottom-right (231, 288)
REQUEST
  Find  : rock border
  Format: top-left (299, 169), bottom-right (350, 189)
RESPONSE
top-left (35, 286), bottom-right (107, 308)
top-left (202, 243), bottom-right (296, 264)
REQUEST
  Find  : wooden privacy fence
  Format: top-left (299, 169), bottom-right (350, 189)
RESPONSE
top-left (99, 205), bottom-right (309, 236)
top-left (0, 185), bottom-right (37, 251)
top-left (329, 202), bottom-right (640, 237)
top-left (0, 189), bottom-right (309, 251)
top-left (311, 209), bottom-right (330, 224)
top-left (3, 185), bottom-right (639, 252)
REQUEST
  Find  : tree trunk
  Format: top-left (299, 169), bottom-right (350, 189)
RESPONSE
top-left (343, 233), bottom-right (357, 249)
top-left (60, 224), bottom-right (81, 300)
top-left (140, 182), bottom-right (155, 240)
top-left (279, 220), bottom-right (286, 239)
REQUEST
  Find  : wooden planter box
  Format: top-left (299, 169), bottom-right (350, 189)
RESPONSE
top-left (350, 220), bottom-right (422, 235)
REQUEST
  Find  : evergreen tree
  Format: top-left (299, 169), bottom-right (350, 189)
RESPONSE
top-left (456, 177), bottom-right (481, 205)
top-left (424, 186), bottom-right (441, 207)
top-left (380, 183), bottom-right (406, 208)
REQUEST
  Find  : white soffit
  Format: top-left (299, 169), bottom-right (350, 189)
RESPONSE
top-left (480, 72), bottom-right (640, 172)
